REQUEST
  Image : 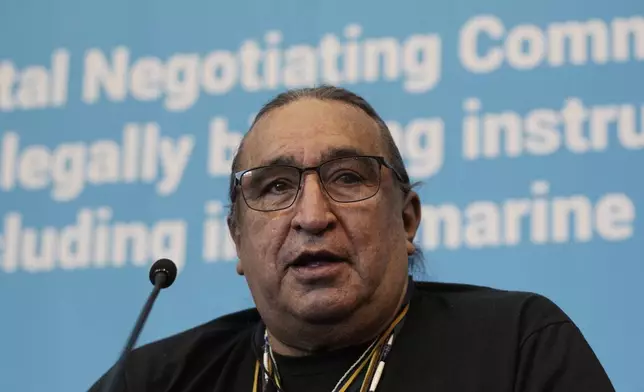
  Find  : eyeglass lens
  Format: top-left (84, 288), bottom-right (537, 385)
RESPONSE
top-left (240, 157), bottom-right (382, 211)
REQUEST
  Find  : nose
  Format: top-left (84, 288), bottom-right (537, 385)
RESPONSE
top-left (290, 172), bottom-right (336, 235)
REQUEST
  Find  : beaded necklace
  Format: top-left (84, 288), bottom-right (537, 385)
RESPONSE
top-left (251, 282), bottom-right (413, 392)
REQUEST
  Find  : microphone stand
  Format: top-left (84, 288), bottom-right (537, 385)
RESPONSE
top-left (101, 261), bottom-right (174, 392)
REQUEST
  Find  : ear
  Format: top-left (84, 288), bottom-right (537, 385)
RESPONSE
top-left (235, 260), bottom-right (245, 276)
top-left (401, 191), bottom-right (422, 255)
top-left (227, 215), bottom-right (244, 276)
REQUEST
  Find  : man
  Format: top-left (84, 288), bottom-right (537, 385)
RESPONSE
top-left (89, 85), bottom-right (615, 392)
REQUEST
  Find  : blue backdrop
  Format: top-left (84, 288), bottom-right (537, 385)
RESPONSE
top-left (0, 0), bottom-right (642, 391)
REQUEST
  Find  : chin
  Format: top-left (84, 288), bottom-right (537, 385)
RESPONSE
top-left (290, 292), bottom-right (359, 325)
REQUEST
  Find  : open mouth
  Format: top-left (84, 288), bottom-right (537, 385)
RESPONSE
top-left (289, 251), bottom-right (346, 269)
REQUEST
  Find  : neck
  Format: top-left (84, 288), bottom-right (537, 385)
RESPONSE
top-left (267, 326), bottom-right (375, 357)
top-left (267, 278), bottom-right (410, 357)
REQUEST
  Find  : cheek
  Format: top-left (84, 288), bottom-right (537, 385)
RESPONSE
top-left (238, 214), bottom-right (289, 276)
top-left (344, 203), bottom-right (405, 272)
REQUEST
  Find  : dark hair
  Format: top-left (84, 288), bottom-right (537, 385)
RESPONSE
top-left (226, 85), bottom-right (425, 273)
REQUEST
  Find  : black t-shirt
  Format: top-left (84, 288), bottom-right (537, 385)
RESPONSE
top-left (88, 280), bottom-right (616, 392)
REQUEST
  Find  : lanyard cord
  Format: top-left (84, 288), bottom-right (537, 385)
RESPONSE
top-left (267, 328), bottom-right (381, 392)
top-left (253, 303), bottom-right (410, 392)
top-left (251, 278), bottom-right (415, 392)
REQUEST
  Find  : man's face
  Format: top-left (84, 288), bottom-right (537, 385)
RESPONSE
top-left (230, 98), bottom-right (421, 329)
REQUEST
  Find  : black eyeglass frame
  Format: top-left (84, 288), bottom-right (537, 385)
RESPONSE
top-left (233, 155), bottom-right (405, 212)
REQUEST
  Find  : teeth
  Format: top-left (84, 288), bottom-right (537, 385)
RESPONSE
top-left (297, 260), bottom-right (326, 267)
top-left (291, 255), bottom-right (343, 268)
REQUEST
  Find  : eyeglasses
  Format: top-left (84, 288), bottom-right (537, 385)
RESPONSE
top-left (234, 156), bottom-right (404, 212)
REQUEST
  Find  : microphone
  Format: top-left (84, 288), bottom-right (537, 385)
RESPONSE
top-left (101, 258), bottom-right (178, 392)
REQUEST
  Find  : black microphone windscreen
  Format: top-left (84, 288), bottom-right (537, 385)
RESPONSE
top-left (149, 258), bottom-right (178, 289)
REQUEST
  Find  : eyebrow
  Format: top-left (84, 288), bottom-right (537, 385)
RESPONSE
top-left (260, 147), bottom-right (368, 168)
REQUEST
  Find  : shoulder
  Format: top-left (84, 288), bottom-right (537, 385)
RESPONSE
top-left (130, 307), bottom-right (261, 362)
top-left (89, 308), bottom-right (262, 391)
top-left (405, 282), bottom-right (614, 390)
top-left (411, 280), bottom-right (572, 343)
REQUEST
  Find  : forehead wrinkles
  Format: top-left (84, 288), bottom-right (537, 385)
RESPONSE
top-left (239, 100), bottom-right (386, 169)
